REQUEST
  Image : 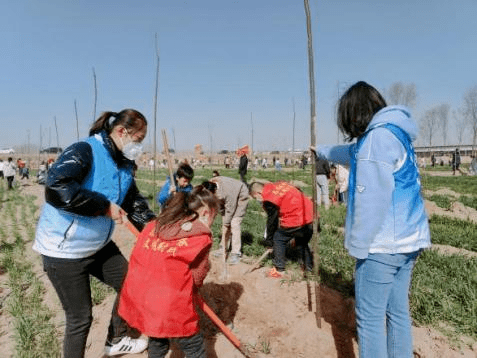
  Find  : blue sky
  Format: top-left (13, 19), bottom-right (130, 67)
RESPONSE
top-left (2, 0), bottom-right (475, 152)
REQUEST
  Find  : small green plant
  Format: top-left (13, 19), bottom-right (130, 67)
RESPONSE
top-left (91, 276), bottom-right (115, 305)
top-left (427, 194), bottom-right (454, 210)
top-left (458, 195), bottom-right (477, 211)
top-left (258, 336), bottom-right (271, 354)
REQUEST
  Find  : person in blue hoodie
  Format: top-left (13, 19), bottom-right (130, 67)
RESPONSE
top-left (33, 109), bottom-right (156, 358)
top-left (156, 162), bottom-right (194, 208)
top-left (312, 81), bottom-right (431, 358)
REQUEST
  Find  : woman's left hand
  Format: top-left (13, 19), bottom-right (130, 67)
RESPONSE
top-left (106, 203), bottom-right (127, 224)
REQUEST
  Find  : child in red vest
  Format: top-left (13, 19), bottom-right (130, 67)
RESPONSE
top-left (118, 185), bottom-right (220, 358)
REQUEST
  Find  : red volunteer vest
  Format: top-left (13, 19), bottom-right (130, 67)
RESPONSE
top-left (118, 220), bottom-right (212, 338)
top-left (262, 181), bottom-right (313, 228)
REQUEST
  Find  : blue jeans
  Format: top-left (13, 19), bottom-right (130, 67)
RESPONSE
top-left (355, 251), bottom-right (421, 358)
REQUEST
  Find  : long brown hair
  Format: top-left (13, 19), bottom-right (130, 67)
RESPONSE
top-left (89, 109), bottom-right (147, 136)
top-left (155, 185), bottom-right (220, 229)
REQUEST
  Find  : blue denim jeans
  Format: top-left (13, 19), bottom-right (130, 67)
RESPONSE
top-left (355, 251), bottom-right (421, 358)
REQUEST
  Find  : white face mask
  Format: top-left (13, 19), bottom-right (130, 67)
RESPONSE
top-left (122, 141), bottom-right (144, 161)
top-left (120, 130), bottom-right (144, 161)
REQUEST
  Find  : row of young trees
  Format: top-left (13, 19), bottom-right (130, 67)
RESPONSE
top-left (386, 82), bottom-right (477, 150)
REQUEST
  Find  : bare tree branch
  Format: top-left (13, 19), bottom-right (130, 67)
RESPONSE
top-left (462, 86), bottom-right (477, 155)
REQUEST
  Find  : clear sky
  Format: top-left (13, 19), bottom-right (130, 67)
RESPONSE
top-left (2, 0), bottom-right (476, 153)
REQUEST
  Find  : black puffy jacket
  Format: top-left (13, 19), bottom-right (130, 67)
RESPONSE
top-left (45, 131), bottom-right (155, 231)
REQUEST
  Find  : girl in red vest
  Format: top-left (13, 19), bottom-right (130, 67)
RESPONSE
top-left (118, 185), bottom-right (219, 358)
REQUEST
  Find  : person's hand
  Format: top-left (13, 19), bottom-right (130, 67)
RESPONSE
top-left (169, 184), bottom-right (177, 194)
top-left (106, 203), bottom-right (127, 224)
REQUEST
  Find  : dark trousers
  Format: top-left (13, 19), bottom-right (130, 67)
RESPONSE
top-left (6, 176), bottom-right (14, 189)
top-left (148, 333), bottom-right (205, 358)
top-left (42, 241), bottom-right (129, 358)
top-left (273, 224), bottom-right (313, 272)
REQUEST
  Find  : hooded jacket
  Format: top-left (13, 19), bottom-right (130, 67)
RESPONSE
top-left (317, 106), bottom-right (431, 259)
top-left (33, 131), bottom-right (155, 259)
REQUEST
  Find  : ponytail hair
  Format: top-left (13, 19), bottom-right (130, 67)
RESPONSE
top-left (155, 185), bottom-right (220, 230)
top-left (89, 109), bottom-right (147, 136)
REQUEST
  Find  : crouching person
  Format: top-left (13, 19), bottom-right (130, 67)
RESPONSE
top-left (249, 181), bottom-right (315, 278)
top-left (118, 185), bottom-right (220, 358)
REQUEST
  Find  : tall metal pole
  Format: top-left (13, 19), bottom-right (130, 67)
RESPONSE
top-left (304, 0), bottom-right (321, 328)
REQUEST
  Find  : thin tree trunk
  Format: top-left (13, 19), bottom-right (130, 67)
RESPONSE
top-left (152, 33), bottom-right (160, 212)
top-left (92, 67), bottom-right (97, 121)
top-left (74, 100), bottom-right (79, 141)
top-left (54, 116), bottom-right (60, 149)
top-left (304, 0), bottom-right (321, 328)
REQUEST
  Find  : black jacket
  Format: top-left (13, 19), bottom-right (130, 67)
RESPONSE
top-left (239, 154), bottom-right (248, 175)
top-left (45, 131), bottom-right (155, 231)
top-left (314, 155), bottom-right (330, 177)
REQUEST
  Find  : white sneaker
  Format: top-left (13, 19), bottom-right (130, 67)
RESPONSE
top-left (104, 336), bottom-right (148, 356)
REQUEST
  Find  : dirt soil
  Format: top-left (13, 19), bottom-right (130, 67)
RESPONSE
top-left (4, 180), bottom-right (476, 358)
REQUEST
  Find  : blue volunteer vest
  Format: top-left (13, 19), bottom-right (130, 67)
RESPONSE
top-left (33, 134), bottom-right (134, 258)
top-left (347, 123), bottom-right (426, 242)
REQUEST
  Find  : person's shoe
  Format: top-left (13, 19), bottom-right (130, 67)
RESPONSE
top-left (228, 254), bottom-right (241, 265)
top-left (104, 336), bottom-right (148, 356)
top-left (266, 267), bottom-right (284, 278)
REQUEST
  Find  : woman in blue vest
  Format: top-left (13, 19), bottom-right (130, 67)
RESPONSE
top-left (313, 82), bottom-right (431, 358)
top-left (34, 109), bottom-right (156, 358)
